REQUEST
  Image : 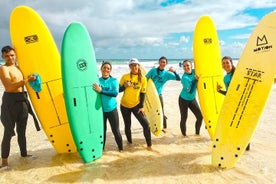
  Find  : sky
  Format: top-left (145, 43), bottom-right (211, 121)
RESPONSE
top-left (0, 0), bottom-right (276, 59)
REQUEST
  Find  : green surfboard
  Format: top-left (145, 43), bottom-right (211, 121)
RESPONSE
top-left (61, 22), bottom-right (103, 163)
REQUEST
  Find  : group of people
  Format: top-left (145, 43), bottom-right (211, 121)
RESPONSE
top-left (94, 56), bottom-right (204, 153)
top-left (0, 44), bottom-right (243, 170)
top-left (93, 57), bottom-right (182, 152)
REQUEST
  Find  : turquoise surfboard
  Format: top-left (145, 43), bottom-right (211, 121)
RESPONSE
top-left (61, 22), bottom-right (104, 163)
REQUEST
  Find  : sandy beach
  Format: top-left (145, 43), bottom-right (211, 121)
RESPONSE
top-left (0, 74), bottom-right (276, 183)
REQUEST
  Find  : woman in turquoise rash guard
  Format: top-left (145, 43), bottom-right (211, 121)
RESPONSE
top-left (178, 59), bottom-right (203, 137)
top-left (216, 56), bottom-right (235, 95)
top-left (146, 56), bottom-right (180, 130)
top-left (93, 61), bottom-right (123, 152)
top-left (216, 56), bottom-right (250, 151)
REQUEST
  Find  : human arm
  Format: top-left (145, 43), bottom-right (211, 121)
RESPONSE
top-left (216, 82), bottom-right (227, 95)
top-left (188, 74), bottom-right (200, 94)
top-left (119, 80), bottom-right (132, 92)
top-left (0, 66), bottom-right (36, 91)
top-left (137, 92), bottom-right (146, 115)
top-left (93, 83), bottom-right (118, 97)
top-left (181, 73), bottom-right (198, 94)
top-left (217, 82), bottom-right (226, 95)
top-left (189, 78), bottom-right (198, 94)
top-left (137, 76), bottom-right (147, 115)
top-left (168, 67), bottom-right (181, 81)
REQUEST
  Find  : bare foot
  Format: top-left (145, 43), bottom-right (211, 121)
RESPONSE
top-left (22, 155), bottom-right (37, 160)
top-left (146, 146), bottom-right (160, 153)
top-left (0, 165), bottom-right (10, 171)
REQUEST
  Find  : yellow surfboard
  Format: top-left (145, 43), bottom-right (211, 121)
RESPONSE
top-left (212, 12), bottom-right (276, 169)
top-left (10, 6), bottom-right (76, 153)
top-left (140, 65), bottom-right (163, 136)
top-left (193, 16), bottom-right (224, 140)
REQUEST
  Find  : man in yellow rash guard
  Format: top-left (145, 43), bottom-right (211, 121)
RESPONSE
top-left (119, 58), bottom-right (152, 150)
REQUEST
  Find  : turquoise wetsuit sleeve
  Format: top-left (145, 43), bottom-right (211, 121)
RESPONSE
top-left (101, 78), bottom-right (119, 97)
top-left (189, 79), bottom-right (198, 94)
top-left (101, 90), bottom-right (118, 97)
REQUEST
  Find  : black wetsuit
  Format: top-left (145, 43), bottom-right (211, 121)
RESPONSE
top-left (1, 92), bottom-right (30, 158)
top-left (103, 108), bottom-right (123, 150)
top-left (120, 104), bottom-right (152, 147)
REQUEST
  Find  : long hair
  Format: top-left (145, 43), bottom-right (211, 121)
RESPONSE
top-left (130, 67), bottom-right (142, 82)
top-left (222, 56), bottom-right (235, 74)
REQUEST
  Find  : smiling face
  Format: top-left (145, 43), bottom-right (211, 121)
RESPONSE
top-left (158, 58), bottom-right (167, 70)
top-left (183, 60), bottom-right (192, 74)
top-left (129, 63), bottom-right (139, 74)
top-left (2, 49), bottom-right (16, 66)
top-left (222, 58), bottom-right (233, 73)
top-left (101, 63), bottom-right (111, 78)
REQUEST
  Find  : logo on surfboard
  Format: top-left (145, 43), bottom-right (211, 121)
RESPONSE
top-left (254, 35), bottom-right (272, 52)
top-left (24, 35), bottom-right (39, 44)
top-left (77, 59), bottom-right (87, 71)
top-left (203, 38), bottom-right (212, 44)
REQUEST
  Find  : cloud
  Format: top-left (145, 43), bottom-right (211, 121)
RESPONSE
top-left (180, 36), bottom-right (190, 43)
top-left (0, 0), bottom-right (276, 58)
top-left (230, 34), bottom-right (251, 40)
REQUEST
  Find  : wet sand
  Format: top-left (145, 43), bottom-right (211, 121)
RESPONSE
top-left (0, 80), bottom-right (276, 183)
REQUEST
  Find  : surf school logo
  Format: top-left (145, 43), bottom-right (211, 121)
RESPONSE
top-left (245, 68), bottom-right (264, 82)
top-left (203, 38), bottom-right (212, 44)
top-left (253, 35), bottom-right (272, 52)
top-left (77, 59), bottom-right (87, 71)
top-left (24, 35), bottom-right (39, 44)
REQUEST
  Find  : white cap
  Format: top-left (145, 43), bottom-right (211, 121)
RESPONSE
top-left (129, 58), bottom-right (140, 65)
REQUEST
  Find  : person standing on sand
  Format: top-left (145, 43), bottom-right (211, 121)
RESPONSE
top-left (0, 46), bottom-right (37, 170)
top-left (178, 59), bottom-right (203, 137)
top-left (93, 61), bottom-right (123, 152)
top-left (217, 56), bottom-right (250, 151)
top-left (146, 56), bottom-right (180, 131)
top-left (119, 58), bottom-right (152, 150)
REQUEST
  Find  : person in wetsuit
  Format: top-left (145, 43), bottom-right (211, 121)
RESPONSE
top-left (0, 46), bottom-right (37, 170)
top-left (93, 61), bottom-right (123, 152)
top-left (216, 56), bottom-right (250, 151)
top-left (119, 58), bottom-right (152, 150)
top-left (178, 59), bottom-right (203, 137)
top-left (146, 56), bottom-right (180, 131)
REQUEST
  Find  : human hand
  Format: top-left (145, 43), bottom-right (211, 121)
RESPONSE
top-left (168, 66), bottom-right (175, 72)
top-left (124, 80), bottom-right (132, 87)
top-left (195, 74), bottom-right (200, 80)
top-left (138, 108), bottom-right (145, 116)
top-left (93, 83), bottom-right (102, 93)
top-left (27, 74), bottom-right (37, 82)
top-left (216, 82), bottom-right (222, 92)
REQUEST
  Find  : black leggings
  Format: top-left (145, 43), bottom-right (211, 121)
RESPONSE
top-left (103, 108), bottom-right (123, 150)
top-left (120, 104), bottom-right (152, 147)
top-left (1, 92), bottom-right (29, 158)
top-left (178, 96), bottom-right (203, 136)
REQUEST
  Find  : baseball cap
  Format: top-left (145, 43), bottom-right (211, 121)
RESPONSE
top-left (129, 58), bottom-right (140, 65)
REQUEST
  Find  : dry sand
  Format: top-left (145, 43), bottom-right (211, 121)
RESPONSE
top-left (0, 81), bottom-right (276, 184)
